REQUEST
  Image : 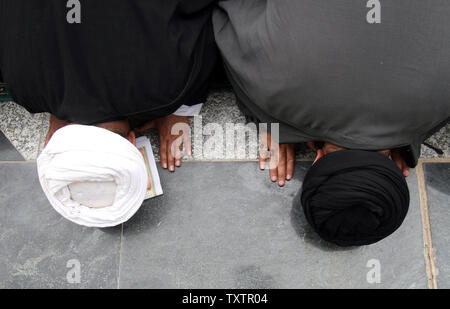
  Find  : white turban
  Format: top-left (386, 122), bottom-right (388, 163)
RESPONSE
top-left (37, 124), bottom-right (148, 227)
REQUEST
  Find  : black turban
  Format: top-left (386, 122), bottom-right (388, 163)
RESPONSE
top-left (301, 150), bottom-right (409, 247)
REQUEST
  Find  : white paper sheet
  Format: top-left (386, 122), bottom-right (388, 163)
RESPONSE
top-left (136, 136), bottom-right (163, 199)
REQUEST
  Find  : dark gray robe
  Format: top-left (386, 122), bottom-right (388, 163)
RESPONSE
top-left (214, 0), bottom-right (450, 166)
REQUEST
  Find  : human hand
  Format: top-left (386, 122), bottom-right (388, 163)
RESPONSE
top-left (136, 115), bottom-right (191, 172)
top-left (391, 148), bottom-right (410, 177)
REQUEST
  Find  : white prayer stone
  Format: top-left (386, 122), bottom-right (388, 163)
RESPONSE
top-left (69, 181), bottom-right (117, 208)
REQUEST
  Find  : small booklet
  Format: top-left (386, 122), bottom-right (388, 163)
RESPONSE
top-left (136, 136), bottom-right (163, 199)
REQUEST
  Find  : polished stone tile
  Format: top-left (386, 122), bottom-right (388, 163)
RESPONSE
top-left (139, 91), bottom-right (315, 161)
top-left (139, 90), bottom-right (447, 161)
top-left (0, 102), bottom-right (46, 160)
top-left (0, 131), bottom-right (23, 161)
top-left (2, 93), bottom-right (448, 161)
top-left (119, 162), bottom-right (427, 289)
top-left (139, 90), bottom-right (255, 161)
top-left (424, 163), bottom-right (450, 288)
top-left (421, 124), bottom-right (450, 159)
top-left (0, 163), bottom-right (121, 288)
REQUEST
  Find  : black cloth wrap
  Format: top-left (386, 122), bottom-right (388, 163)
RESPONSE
top-left (0, 0), bottom-right (218, 127)
top-left (301, 150), bottom-right (409, 247)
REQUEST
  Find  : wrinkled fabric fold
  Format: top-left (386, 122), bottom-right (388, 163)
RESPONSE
top-left (0, 0), bottom-right (218, 126)
top-left (37, 125), bottom-right (148, 227)
top-left (213, 0), bottom-right (450, 154)
top-left (301, 150), bottom-right (409, 246)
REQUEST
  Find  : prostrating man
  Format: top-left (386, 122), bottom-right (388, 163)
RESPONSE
top-left (214, 0), bottom-right (450, 246)
top-left (0, 0), bottom-right (218, 226)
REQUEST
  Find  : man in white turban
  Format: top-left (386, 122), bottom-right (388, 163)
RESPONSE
top-left (38, 124), bottom-right (148, 227)
top-left (0, 0), bottom-right (218, 226)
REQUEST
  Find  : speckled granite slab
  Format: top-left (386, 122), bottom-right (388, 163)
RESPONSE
top-left (1, 92), bottom-right (448, 161)
top-left (0, 131), bottom-right (24, 161)
top-left (0, 102), bottom-right (47, 160)
top-left (0, 154), bottom-right (439, 288)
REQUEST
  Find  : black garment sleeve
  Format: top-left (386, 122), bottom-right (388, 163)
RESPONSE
top-left (0, 0), bottom-right (218, 124)
top-left (402, 117), bottom-right (450, 168)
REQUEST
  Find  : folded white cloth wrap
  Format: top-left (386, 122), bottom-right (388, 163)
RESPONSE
top-left (37, 125), bottom-right (148, 227)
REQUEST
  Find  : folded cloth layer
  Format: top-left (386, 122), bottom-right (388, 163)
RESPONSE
top-left (0, 0), bottom-right (218, 125)
top-left (213, 0), bottom-right (450, 157)
top-left (37, 124), bottom-right (148, 227)
top-left (301, 150), bottom-right (410, 247)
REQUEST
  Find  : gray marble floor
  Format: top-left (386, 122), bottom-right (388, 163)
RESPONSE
top-left (0, 94), bottom-right (448, 289)
top-left (1, 91), bottom-right (448, 161)
top-left (119, 163), bottom-right (427, 289)
top-left (0, 163), bottom-right (121, 288)
top-left (0, 161), bottom-right (434, 289)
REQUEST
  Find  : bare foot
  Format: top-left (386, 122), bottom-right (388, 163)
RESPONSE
top-left (45, 115), bottom-right (70, 146)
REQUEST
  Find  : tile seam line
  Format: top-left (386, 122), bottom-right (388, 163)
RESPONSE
top-left (117, 223), bottom-right (124, 289)
top-left (419, 158), bottom-right (450, 163)
top-left (416, 161), bottom-right (438, 289)
top-left (0, 160), bottom-right (36, 164)
top-left (0, 159), bottom-right (311, 164)
top-left (152, 159), bottom-right (314, 162)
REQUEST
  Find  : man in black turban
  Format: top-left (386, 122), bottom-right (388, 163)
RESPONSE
top-left (301, 150), bottom-right (410, 247)
top-left (0, 0), bottom-right (218, 171)
top-left (214, 0), bottom-right (450, 245)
